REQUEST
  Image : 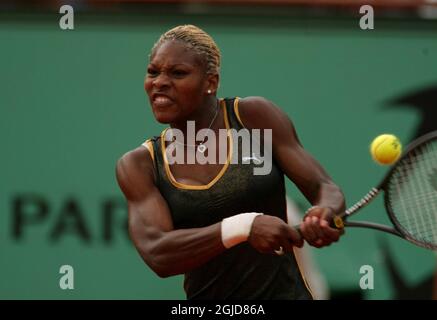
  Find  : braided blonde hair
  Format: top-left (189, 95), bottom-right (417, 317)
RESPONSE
top-left (151, 25), bottom-right (221, 75)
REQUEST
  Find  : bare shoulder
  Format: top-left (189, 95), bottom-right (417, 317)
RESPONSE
top-left (238, 96), bottom-right (292, 130)
top-left (238, 96), bottom-right (276, 113)
top-left (117, 145), bottom-right (154, 175)
top-left (116, 145), bottom-right (156, 201)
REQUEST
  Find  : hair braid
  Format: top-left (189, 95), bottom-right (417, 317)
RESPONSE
top-left (151, 25), bottom-right (221, 75)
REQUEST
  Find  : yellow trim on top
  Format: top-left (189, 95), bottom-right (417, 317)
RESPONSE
top-left (144, 139), bottom-right (155, 167)
top-left (233, 97), bottom-right (246, 128)
top-left (160, 99), bottom-right (233, 190)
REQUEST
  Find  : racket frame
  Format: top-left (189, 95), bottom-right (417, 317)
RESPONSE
top-left (339, 130), bottom-right (437, 250)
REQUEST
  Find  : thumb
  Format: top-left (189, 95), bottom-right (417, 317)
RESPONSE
top-left (287, 226), bottom-right (304, 248)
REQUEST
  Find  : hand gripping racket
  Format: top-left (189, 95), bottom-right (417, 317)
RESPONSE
top-left (303, 131), bottom-right (437, 250)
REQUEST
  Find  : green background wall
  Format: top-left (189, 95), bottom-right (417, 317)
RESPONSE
top-left (1, 12), bottom-right (436, 299)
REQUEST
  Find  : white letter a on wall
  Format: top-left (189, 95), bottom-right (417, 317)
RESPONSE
top-left (359, 5), bottom-right (374, 30)
top-left (59, 5), bottom-right (74, 30)
top-left (59, 265), bottom-right (74, 289)
top-left (359, 265), bottom-right (374, 290)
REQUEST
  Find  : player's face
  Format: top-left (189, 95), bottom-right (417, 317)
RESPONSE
top-left (145, 40), bottom-right (209, 124)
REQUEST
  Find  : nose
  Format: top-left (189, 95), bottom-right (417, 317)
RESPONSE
top-left (152, 73), bottom-right (171, 89)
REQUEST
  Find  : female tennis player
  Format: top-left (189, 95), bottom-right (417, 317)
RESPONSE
top-left (116, 25), bottom-right (345, 299)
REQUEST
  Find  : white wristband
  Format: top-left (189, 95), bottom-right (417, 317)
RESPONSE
top-left (221, 212), bottom-right (263, 249)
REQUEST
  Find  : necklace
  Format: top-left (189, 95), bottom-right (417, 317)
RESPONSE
top-left (172, 100), bottom-right (219, 154)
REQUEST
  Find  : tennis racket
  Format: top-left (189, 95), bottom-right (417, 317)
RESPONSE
top-left (300, 130), bottom-right (437, 250)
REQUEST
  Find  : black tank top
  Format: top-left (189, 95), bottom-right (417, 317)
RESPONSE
top-left (147, 97), bottom-right (313, 299)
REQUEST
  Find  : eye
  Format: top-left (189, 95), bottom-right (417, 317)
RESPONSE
top-left (147, 67), bottom-right (159, 77)
top-left (172, 70), bottom-right (188, 77)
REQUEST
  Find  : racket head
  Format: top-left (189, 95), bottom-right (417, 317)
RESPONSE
top-left (381, 131), bottom-right (437, 250)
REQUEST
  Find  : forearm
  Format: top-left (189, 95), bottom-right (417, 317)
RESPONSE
top-left (135, 212), bottom-right (263, 277)
top-left (312, 181), bottom-right (346, 214)
top-left (136, 223), bottom-right (226, 277)
top-left (296, 154), bottom-right (346, 214)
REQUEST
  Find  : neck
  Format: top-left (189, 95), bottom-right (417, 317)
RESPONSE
top-left (170, 96), bottom-right (219, 137)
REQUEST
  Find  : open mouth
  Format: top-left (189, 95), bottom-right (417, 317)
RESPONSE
top-left (152, 94), bottom-right (173, 108)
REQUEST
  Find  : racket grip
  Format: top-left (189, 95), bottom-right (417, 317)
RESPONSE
top-left (293, 215), bottom-right (344, 240)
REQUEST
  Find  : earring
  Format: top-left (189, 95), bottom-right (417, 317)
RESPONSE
top-left (207, 89), bottom-right (212, 94)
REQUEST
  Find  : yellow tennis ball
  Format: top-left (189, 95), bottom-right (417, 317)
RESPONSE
top-left (370, 134), bottom-right (402, 165)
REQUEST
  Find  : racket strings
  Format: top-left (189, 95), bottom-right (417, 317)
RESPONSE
top-left (391, 144), bottom-right (437, 243)
top-left (400, 148), bottom-right (437, 241)
top-left (387, 139), bottom-right (437, 248)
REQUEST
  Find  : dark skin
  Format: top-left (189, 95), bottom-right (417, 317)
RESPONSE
top-left (237, 96), bottom-right (345, 248)
top-left (116, 40), bottom-right (345, 278)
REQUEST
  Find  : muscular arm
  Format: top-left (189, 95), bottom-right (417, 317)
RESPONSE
top-left (238, 96), bottom-right (346, 246)
top-left (116, 147), bottom-right (226, 277)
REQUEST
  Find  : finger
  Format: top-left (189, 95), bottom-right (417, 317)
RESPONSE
top-left (259, 242), bottom-right (275, 254)
top-left (310, 216), bottom-right (326, 241)
top-left (307, 217), bottom-right (337, 247)
top-left (318, 219), bottom-right (341, 242)
top-left (305, 216), bottom-right (320, 237)
top-left (305, 206), bottom-right (324, 219)
top-left (280, 238), bottom-right (295, 253)
top-left (275, 225), bottom-right (302, 253)
top-left (314, 239), bottom-right (325, 248)
top-left (303, 224), bottom-right (322, 247)
top-left (300, 219), bottom-right (317, 243)
top-left (288, 229), bottom-right (304, 248)
top-left (286, 226), bottom-right (304, 247)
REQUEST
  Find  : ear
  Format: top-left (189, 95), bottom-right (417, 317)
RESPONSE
top-left (206, 73), bottom-right (220, 95)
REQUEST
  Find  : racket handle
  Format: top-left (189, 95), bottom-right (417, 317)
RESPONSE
top-left (331, 215), bottom-right (345, 229)
top-left (293, 215), bottom-right (344, 240)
